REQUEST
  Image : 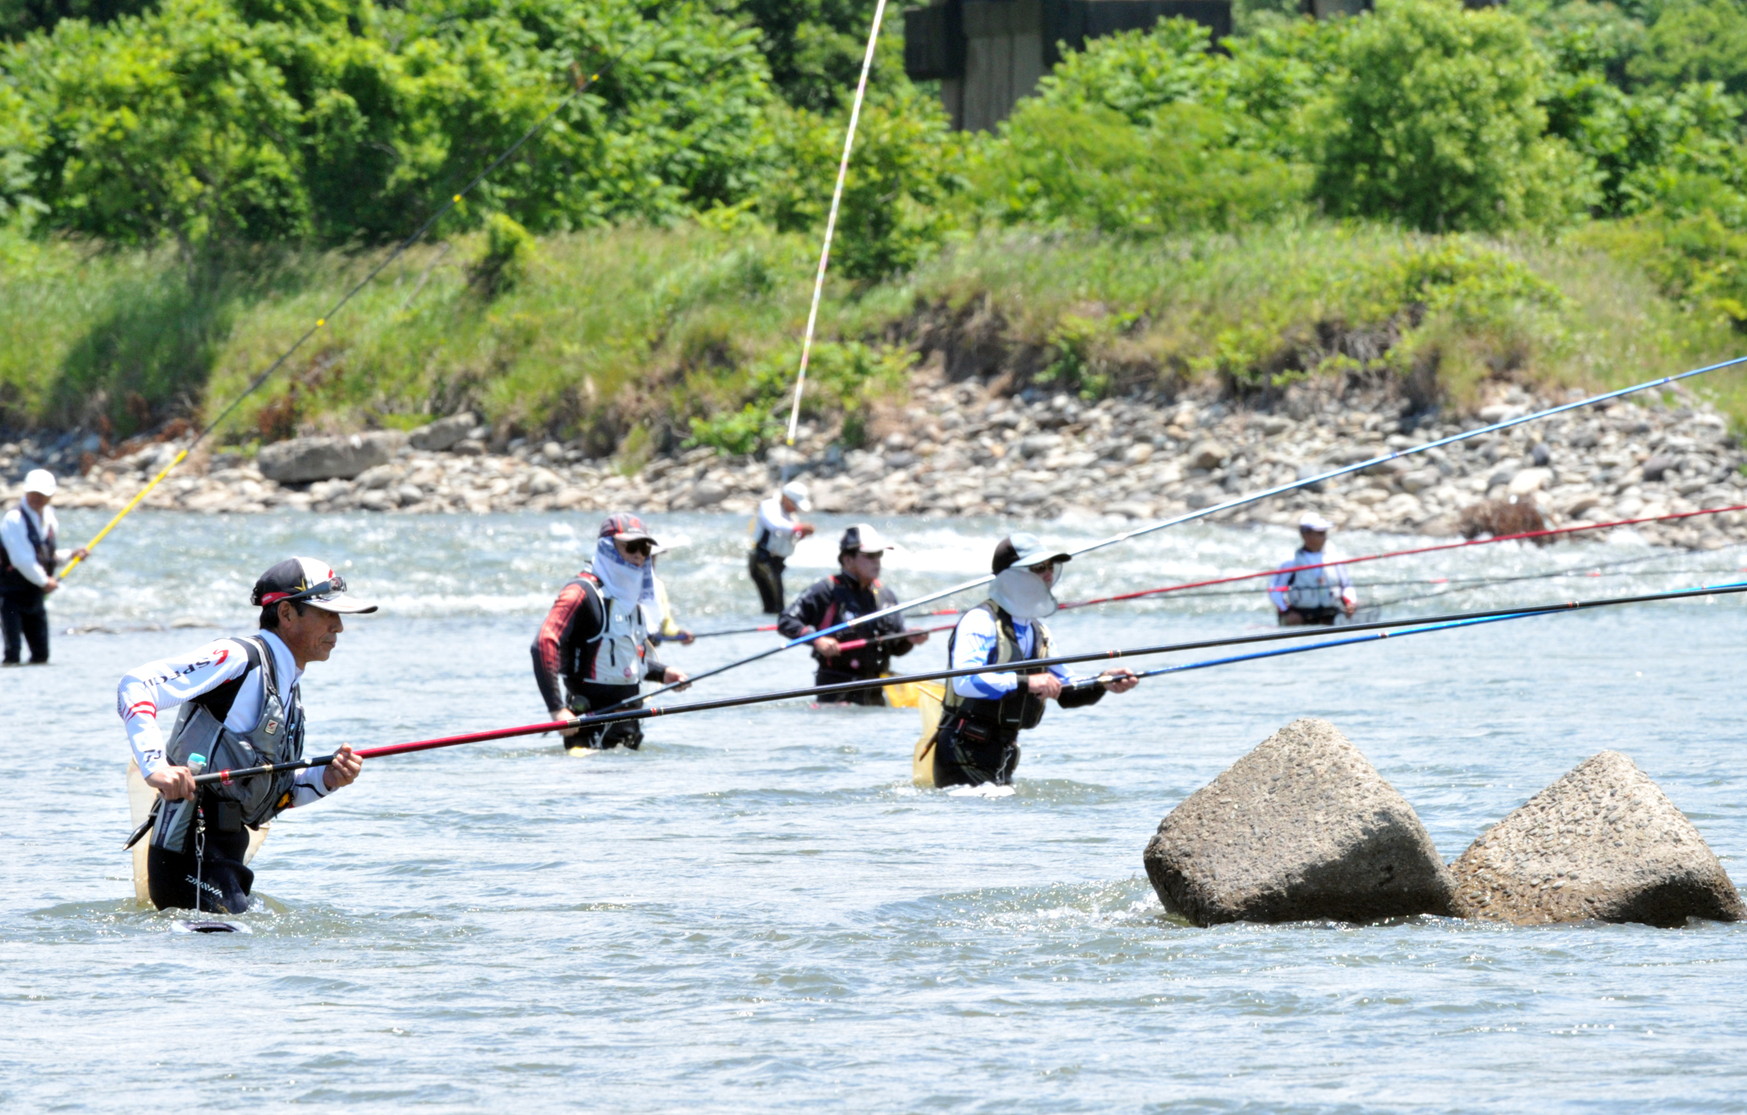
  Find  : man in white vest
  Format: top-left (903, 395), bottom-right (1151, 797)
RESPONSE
top-left (2, 469), bottom-right (88, 665)
top-left (1268, 512), bottom-right (1357, 626)
top-left (748, 481), bottom-right (815, 613)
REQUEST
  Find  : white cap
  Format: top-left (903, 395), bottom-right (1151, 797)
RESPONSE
top-left (22, 469), bottom-right (56, 497)
top-left (780, 480), bottom-right (811, 512)
top-left (1299, 512), bottom-right (1333, 533)
top-left (839, 523), bottom-right (895, 555)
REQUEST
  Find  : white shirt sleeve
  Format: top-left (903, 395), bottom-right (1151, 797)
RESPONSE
top-left (0, 509), bottom-right (49, 587)
top-left (117, 638), bottom-right (255, 777)
top-left (950, 612), bottom-right (1070, 699)
top-left (755, 498), bottom-right (799, 558)
top-left (1268, 559), bottom-right (1295, 612)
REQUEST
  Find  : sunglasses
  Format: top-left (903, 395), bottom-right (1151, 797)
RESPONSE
top-left (261, 575), bottom-right (346, 607)
top-left (1027, 560), bottom-right (1063, 576)
top-left (619, 539), bottom-right (654, 556)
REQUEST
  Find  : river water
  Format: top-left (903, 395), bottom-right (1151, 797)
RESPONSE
top-left (5, 509), bottom-right (1746, 1111)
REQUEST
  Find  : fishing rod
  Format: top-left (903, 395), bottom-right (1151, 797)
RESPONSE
top-left (621, 496), bottom-right (1740, 692)
top-left (1361, 551), bottom-right (1745, 611)
top-left (783, 0), bottom-right (892, 451)
top-left (655, 621), bottom-right (777, 642)
top-left (176, 578), bottom-right (1747, 794)
top-left (61, 32), bottom-right (655, 580)
top-left (1058, 501), bottom-right (1747, 611)
top-left (1062, 607), bottom-right (1573, 688)
top-left (613, 363), bottom-right (1747, 711)
top-left (803, 549), bottom-right (1734, 650)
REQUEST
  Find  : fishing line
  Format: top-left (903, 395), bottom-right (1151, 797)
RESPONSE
top-left (1361, 550), bottom-right (1745, 611)
top-left (782, 0), bottom-right (892, 455)
top-left (635, 496), bottom-right (1747, 687)
top-left (62, 23), bottom-right (657, 579)
top-left (182, 578), bottom-right (1747, 793)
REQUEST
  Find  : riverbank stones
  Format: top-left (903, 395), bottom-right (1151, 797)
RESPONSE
top-left (258, 431), bottom-right (406, 483)
top-left (1143, 718), bottom-right (1455, 926)
top-left (1449, 751), bottom-right (1745, 927)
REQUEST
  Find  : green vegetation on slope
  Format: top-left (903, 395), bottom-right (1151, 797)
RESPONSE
top-left (3, 220), bottom-right (1734, 454)
top-left (4, 0), bottom-right (1747, 449)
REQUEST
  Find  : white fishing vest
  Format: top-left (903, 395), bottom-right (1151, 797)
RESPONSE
top-left (1282, 552), bottom-right (1342, 611)
top-left (586, 583), bottom-right (649, 685)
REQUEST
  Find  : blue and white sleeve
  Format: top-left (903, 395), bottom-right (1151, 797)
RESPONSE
top-left (949, 610), bottom-right (1020, 699)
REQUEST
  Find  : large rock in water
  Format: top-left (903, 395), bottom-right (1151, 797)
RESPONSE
top-left (1143, 719), bottom-right (1455, 926)
top-left (1450, 751), bottom-right (1745, 927)
top-left (257, 432), bottom-right (406, 483)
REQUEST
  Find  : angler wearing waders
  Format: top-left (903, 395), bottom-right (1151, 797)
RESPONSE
top-left (749, 481), bottom-right (815, 613)
top-left (776, 524), bottom-right (929, 706)
top-left (117, 558), bottom-right (374, 913)
top-left (1, 469), bottom-right (88, 665)
top-left (1269, 512), bottom-right (1357, 626)
top-left (533, 513), bottom-right (690, 752)
top-left (930, 535), bottom-right (1139, 788)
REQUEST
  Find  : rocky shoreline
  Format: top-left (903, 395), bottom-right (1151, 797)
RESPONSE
top-left (6, 376), bottom-right (1747, 547)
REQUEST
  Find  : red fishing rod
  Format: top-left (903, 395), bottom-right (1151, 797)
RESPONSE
top-left (170, 578), bottom-right (1747, 796)
top-left (1052, 501), bottom-right (1747, 611)
top-left (796, 502), bottom-right (1747, 649)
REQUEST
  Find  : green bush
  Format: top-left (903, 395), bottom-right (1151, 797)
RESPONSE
top-left (970, 100), bottom-right (1306, 235)
top-left (467, 212), bottom-right (535, 297)
top-left (1312, 0), bottom-right (1593, 233)
top-left (0, 0), bottom-right (780, 252)
top-left (760, 80), bottom-right (964, 280)
top-left (1030, 15), bottom-right (1219, 123)
top-left (1574, 206), bottom-right (1747, 329)
top-left (683, 338), bottom-right (912, 453)
top-left (1630, 0), bottom-right (1747, 99)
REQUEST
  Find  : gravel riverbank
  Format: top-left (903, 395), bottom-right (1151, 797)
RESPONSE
top-left (7, 376), bottom-right (1747, 548)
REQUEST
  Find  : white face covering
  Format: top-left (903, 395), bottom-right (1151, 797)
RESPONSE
top-left (990, 567), bottom-right (1058, 620)
top-left (591, 537), bottom-right (657, 608)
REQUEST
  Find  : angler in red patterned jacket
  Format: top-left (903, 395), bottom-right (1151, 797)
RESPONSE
top-left (531, 513), bottom-right (689, 752)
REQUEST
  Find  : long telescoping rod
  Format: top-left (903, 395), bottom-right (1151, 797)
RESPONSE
top-left (827, 543), bottom-right (1746, 654)
top-left (615, 361), bottom-right (1747, 713)
top-left (187, 578), bottom-right (1747, 789)
top-left (670, 502), bottom-right (1747, 641)
top-left (59, 36), bottom-right (655, 581)
top-left (1065, 606), bottom-right (1609, 686)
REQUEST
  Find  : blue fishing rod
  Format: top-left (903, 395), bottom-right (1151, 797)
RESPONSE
top-left (1062, 584), bottom-right (1733, 689)
top-left (610, 355), bottom-right (1747, 712)
top-left (193, 578), bottom-right (1747, 796)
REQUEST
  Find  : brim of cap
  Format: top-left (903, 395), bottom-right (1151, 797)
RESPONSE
top-left (303, 597), bottom-right (379, 614)
top-left (611, 530), bottom-right (656, 544)
top-left (1010, 548), bottom-right (1071, 567)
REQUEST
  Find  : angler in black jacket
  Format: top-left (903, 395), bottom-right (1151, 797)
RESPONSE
top-left (777, 523), bottom-right (928, 706)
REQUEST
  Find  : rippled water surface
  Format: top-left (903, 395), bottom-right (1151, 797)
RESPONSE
top-left (6, 509), bottom-right (1747, 1111)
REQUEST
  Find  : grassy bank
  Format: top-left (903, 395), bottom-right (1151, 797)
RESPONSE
top-left (2, 219), bottom-right (1740, 458)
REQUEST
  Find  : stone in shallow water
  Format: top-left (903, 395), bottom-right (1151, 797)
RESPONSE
top-left (1449, 751), bottom-right (1745, 927)
top-left (1143, 718), bottom-right (1455, 926)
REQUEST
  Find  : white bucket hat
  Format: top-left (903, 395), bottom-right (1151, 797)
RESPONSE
top-left (780, 480), bottom-right (812, 512)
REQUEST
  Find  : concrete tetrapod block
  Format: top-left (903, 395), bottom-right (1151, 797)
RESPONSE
top-left (1450, 751), bottom-right (1746, 927)
top-left (1143, 718), bottom-right (1456, 926)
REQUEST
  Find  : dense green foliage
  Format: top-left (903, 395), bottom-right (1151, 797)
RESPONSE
top-left (3, 0), bottom-right (777, 253)
top-left (4, 0), bottom-right (1747, 445)
top-left (1311, 0), bottom-right (1592, 232)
